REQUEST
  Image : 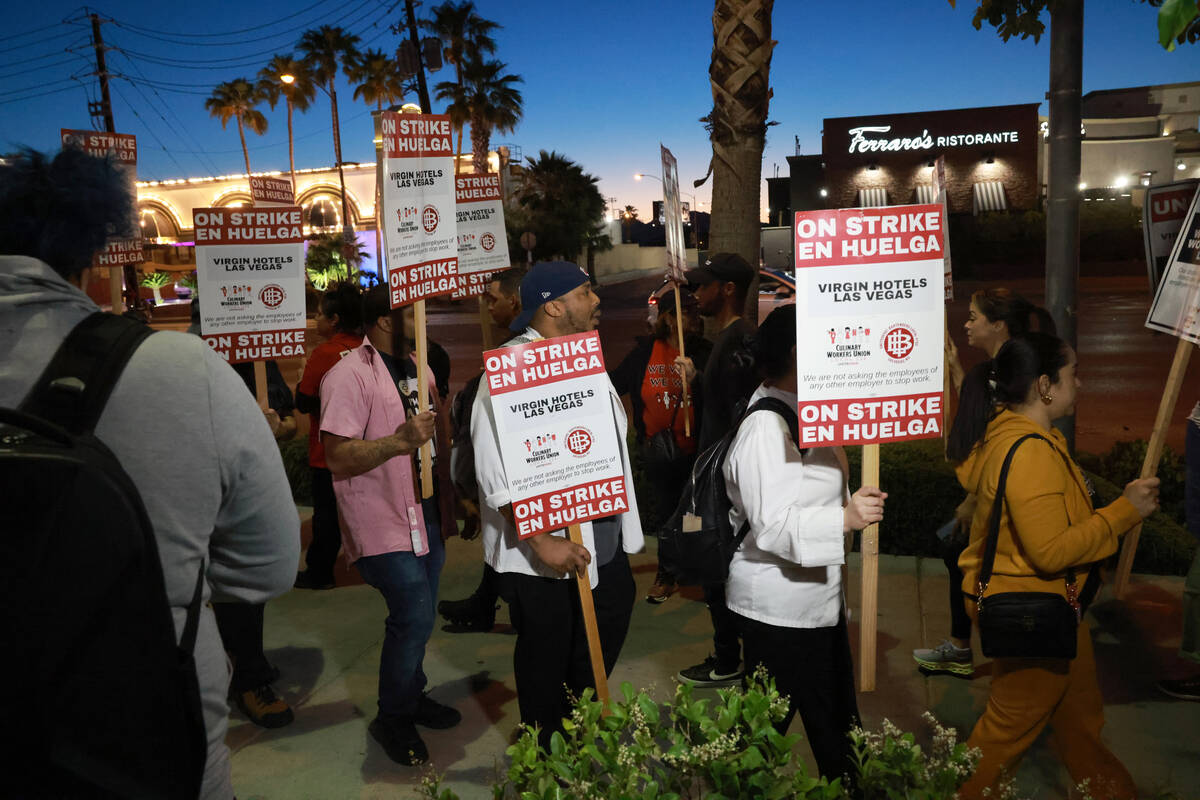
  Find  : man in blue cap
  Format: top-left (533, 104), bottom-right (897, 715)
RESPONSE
top-left (470, 261), bottom-right (644, 747)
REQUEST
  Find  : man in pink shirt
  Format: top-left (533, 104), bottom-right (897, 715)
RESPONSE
top-left (319, 286), bottom-right (458, 765)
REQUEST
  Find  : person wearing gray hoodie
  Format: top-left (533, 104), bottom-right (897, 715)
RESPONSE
top-left (0, 148), bottom-right (298, 798)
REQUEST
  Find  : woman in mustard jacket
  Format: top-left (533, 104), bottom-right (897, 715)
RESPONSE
top-left (946, 332), bottom-right (1160, 799)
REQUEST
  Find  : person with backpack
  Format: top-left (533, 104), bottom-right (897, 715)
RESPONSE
top-left (471, 261), bottom-right (644, 749)
top-left (672, 252), bottom-right (760, 687)
top-left (723, 304), bottom-right (885, 785)
top-left (949, 332), bottom-right (1157, 799)
top-left (295, 282), bottom-right (364, 590)
top-left (439, 267), bottom-right (525, 631)
top-left (0, 148), bottom-right (298, 798)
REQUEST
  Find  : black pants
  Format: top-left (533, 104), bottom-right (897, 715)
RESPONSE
top-left (500, 549), bottom-right (636, 749)
top-left (943, 535), bottom-right (972, 642)
top-left (212, 602), bottom-right (273, 692)
top-left (473, 562), bottom-right (501, 606)
top-left (303, 466), bottom-right (342, 582)
top-left (703, 582), bottom-right (741, 671)
top-left (738, 612), bottom-right (860, 784)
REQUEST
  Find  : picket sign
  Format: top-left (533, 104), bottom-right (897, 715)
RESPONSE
top-left (858, 444), bottom-right (882, 691)
top-left (1116, 186), bottom-right (1200, 595)
top-left (661, 145), bottom-right (692, 437)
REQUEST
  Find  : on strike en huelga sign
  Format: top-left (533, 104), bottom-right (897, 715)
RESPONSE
top-left (1146, 188), bottom-right (1200, 342)
top-left (483, 331), bottom-right (629, 538)
top-left (194, 207), bottom-right (307, 363)
top-left (661, 145), bottom-right (687, 282)
top-left (380, 112), bottom-right (458, 307)
top-left (452, 173), bottom-right (509, 300)
top-left (60, 129), bottom-right (143, 267)
top-left (249, 176), bottom-right (295, 205)
top-left (793, 204), bottom-right (946, 446)
top-left (1143, 180), bottom-right (1200, 294)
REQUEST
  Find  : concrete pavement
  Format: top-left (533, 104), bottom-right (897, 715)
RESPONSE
top-left (229, 529), bottom-right (1199, 799)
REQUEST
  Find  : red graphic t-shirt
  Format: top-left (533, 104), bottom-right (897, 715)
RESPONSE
top-left (640, 339), bottom-right (696, 454)
top-left (298, 331), bottom-right (364, 467)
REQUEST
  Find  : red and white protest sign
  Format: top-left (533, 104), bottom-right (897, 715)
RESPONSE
top-left (249, 175), bottom-right (295, 205)
top-left (61, 129), bottom-right (143, 267)
top-left (483, 331), bottom-right (628, 538)
top-left (793, 205), bottom-right (945, 446)
top-left (1144, 180), bottom-right (1200, 294)
top-left (1146, 188), bottom-right (1200, 342)
top-left (193, 207), bottom-right (306, 363)
top-left (452, 173), bottom-right (509, 299)
top-left (661, 145), bottom-right (687, 282)
top-left (380, 112), bottom-right (458, 307)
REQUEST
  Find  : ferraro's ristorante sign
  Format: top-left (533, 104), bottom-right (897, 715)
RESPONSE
top-left (847, 126), bottom-right (1021, 153)
top-left (823, 103), bottom-right (1039, 162)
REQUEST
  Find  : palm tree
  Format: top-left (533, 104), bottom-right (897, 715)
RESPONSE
top-left (257, 55), bottom-right (316, 195)
top-left (704, 0), bottom-right (775, 317)
top-left (515, 150), bottom-right (605, 262)
top-left (205, 78), bottom-right (268, 176)
top-left (298, 25), bottom-right (362, 233)
top-left (436, 57), bottom-right (522, 175)
top-left (422, 1), bottom-right (499, 173)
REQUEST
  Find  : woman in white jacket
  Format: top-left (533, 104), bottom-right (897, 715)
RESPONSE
top-left (723, 304), bottom-right (886, 785)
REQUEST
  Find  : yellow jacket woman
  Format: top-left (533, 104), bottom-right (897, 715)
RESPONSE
top-left (946, 332), bottom-right (1159, 800)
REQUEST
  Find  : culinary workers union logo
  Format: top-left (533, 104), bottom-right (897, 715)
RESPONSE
top-left (259, 284), bottom-right (286, 308)
top-left (565, 426), bottom-right (593, 457)
top-left (481, 232), bottom-right (496, 251)
top-left (881, 323), bottom-right (917, 362)
top-left (421, 205), bottom-right (440, 234)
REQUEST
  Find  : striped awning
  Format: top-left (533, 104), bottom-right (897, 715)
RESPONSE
top-left (914, 184), bottom-right (937, 204)
top-left (973, 181), bottom-right (1008, 214)
top-left (857, 187), bottom-right (888, 208)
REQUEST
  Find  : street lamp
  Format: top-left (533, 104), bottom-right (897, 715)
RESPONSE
top-left (633, 172), bottom-right (661, 182)
top-left (279, 73), bottom-right (295, 85)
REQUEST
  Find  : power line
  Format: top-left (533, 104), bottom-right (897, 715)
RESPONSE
top-left (0, 20), bottom-right (62, 43)
top-left (109, 82), bottom-right (189, 176)
top-left (0, 56), bottom-right (77, 80)
top-left (113, 0), bottom-right (328, 39)
top-left (0, 28), bottom-right (77, 52)
top-left (110, 3), bottom-right (348, 48)
top-left (0, 77), bottom-right (78, 97)
top-left (0, 82), bottom-right (82, 107)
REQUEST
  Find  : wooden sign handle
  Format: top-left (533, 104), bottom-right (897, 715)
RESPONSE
top-left (1113, 337), bottom-right (1193, 597)
top-left (859, 443), bottom-right (881, 692)
top-left (109, 267), bottom-right (123, 312)
top-left (414, 300), bottom-right (434, 500)
top-left (672, 283), bottom-right (691, 438)
top-left (567, 523), bottom-right (609, 705)
top-left (253, 360), bottom-right (268, 411)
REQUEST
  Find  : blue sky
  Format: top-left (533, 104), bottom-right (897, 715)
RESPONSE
top-left (1, 1), bottom-right (1196, 218)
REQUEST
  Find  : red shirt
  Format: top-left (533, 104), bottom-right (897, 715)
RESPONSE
top-left (298, 331), bottom-right (363, 467)
top-left (640, 339), bottom-right (696, 454)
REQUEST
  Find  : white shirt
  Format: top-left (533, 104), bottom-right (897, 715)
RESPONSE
top-left (471, 327), bottom-right (645, 588)
top-left (724, 384), bottom-right (850, 629)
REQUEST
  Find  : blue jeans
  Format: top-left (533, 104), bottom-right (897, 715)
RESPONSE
top-left (354, 498), bottom-right (445, 719)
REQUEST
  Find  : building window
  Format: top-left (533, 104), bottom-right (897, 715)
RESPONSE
top-left (857, 187), bottom-right (888, 207)
top-left (972, 181), bottom-right (1008, 215)
top-left (306, 197), bottom-right (340, 230)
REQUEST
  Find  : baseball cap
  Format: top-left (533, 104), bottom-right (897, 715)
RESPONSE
top-left (509, 261), bottom-right (591, 332)
top-left (684, 252), bottom-right (755, 288)
top-left (656, 287), bottom-right (697, 316)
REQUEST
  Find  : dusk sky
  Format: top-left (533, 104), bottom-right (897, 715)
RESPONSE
top-left (1, 1), bottom-right (1196, 220)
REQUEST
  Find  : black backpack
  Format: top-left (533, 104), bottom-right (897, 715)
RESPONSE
top-left (658, 396), bottom-right (800, 586)
top-left (0, 312), bottom-right (207, 799)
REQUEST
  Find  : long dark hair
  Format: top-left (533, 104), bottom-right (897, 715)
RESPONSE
top-left (972, 288), bottom-right (1056, 338)
top-left (947, 332), bottom-right (1070, 463)
top-left (321, 282), bottom-right (364, 335)
top-left (755, 304), bottom-right (796, 381)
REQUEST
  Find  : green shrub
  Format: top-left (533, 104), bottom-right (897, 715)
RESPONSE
top-left (1075, 439), bottom-right (1185, 523)
top-left (278, 437), bottom-right (312, 505)
top-left (1082, 468), bottom-right (1195, 577)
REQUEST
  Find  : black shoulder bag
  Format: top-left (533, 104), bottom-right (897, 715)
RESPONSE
top-left (976, 433), bottom-right (1098, 661)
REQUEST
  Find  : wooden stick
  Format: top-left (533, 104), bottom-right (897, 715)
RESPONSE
top-left (478, 295), bottom-right (493, 351)
top-left (672, 282), bottom-right (691, 437)
top-left (253, 360), bottom-right (268, 410)
top-left (567, 523), bottom-right (609, 705)
top-left (109, 267), bottom-right (123, 312)
top-left (414, 299), bottom-right (434, 500)
top-left (1113, 337), bottom-right (1193, 597)
top-left (859, 443), bottom-right (881, 692)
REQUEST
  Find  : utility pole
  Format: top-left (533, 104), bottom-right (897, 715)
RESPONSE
top-left (403, 0), bottom-right (432, 113)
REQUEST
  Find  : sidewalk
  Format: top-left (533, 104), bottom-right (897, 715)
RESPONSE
top-left (231, 536), bottom-right (1198, 799)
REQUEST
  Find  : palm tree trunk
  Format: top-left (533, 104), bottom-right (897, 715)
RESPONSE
top-left (237, 115), bottom-right (252, 175)
top-left (1046, 0), bottom-right (1083, 449)
top-left (706, 0), bottom-right (775, 319)
top-left (375, 100), bottom-right (384, 276)
top-left (454, 62), bottom-right (465, 176)
top-left (471, 110), bottom-right (488, 176)
top-left (287, 98), bottom-right (297, 196)
top-left (329, 80), bottom-right (352, 233)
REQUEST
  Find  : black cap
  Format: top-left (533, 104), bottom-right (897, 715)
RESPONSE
top-left (684, 252), bottom-right (755, 287)
top-left (657, 288), bottom-right (697, 316)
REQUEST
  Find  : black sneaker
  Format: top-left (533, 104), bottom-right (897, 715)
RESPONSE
top-left (235, 683), bottom-right (294, 728)
top-left (438, 595), bottom-right (496, 631)
top-left (677, 655), bottom-right (743, 687)
top-left (1157, 675), bottom-right (1200, 701)
top-left (414, 692), bottom-right (462, 729)
top-left (369, 715), bottom-right (428, 765)
top-left (294, 571), bottom-right (335, 590)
